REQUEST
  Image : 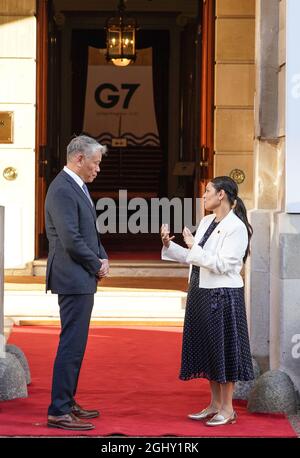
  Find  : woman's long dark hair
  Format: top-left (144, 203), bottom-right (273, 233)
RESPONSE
top-left (211, 176), bottom-right (253, 263)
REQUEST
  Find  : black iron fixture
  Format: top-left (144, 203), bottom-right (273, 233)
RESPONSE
top-left (106, 0), bottom-right (138, 67)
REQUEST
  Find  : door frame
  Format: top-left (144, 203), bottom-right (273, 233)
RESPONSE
top-left (35, 0), bottom-right (61, 258)
top-left (34, 0), bottom-right (216, 257)
top-left (35, 0), bottom-right (48, 258)
top-left (198, 0), bottom-right (215, 197)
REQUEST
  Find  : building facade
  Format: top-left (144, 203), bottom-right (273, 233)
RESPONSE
top-left (0, 0), bottom-right (299, 395)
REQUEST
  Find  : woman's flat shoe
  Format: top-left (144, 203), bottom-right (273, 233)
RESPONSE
top-left (206, 410), bottom-right (237, 426)
top-left (188, 407), bottom-right (219, 421)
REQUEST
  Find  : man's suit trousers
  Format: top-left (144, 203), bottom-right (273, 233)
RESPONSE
top-left (48, 294), bottom-right (94, 416)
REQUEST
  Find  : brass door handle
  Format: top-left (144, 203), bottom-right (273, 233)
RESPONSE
top-left (3, 166), bottom-right (18, 181)
top-left (200, 145), bottom-right (209, 168)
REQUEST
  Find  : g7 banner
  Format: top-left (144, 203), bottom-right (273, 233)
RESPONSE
top-left (83, 47), bottom-right (160, 147)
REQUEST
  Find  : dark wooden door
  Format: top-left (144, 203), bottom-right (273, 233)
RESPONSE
top-left (198, 0), bottom-right (215, 197)
top-left (35, 0), bottom-right (49, 258)
top-left (35, 0), bottom-right (60, 258)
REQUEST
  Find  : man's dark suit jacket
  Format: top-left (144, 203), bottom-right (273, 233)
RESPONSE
top-left (45, 170), bottom-right (107, 295)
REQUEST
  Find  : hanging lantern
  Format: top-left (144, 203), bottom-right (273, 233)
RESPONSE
top-left (106, 0), bottom-right (137, 67)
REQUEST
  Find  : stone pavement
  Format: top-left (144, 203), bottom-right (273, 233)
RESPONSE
top-left (288, 410), bottom-right (300, 437)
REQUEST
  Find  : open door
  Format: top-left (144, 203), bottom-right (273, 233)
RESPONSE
top-left (35, 0), bottom-right (214, 258)
top-left (35, 0), bottom-right (60, 258)
top-left (35, 0), bottom-right (48, 258)
top-left (198, 0), bottom-right (215, 197)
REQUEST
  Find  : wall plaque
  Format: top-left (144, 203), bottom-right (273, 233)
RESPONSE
top-left (0, 112), bottom-right (14, 144)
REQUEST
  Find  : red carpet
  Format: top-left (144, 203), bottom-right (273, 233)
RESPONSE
top-left (0, 326), bottom-right (296, 437)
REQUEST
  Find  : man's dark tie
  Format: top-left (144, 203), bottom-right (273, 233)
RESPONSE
top-left (82, 183), bottom-right (94, 207)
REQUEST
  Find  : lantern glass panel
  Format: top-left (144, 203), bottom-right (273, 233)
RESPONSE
top-left (107, 29), bottom-right (121, 57)
top-left (122, 28), bottom-right (135, 55)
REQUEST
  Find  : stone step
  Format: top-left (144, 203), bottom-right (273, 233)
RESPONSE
top-left (32, 259), bottom-right (189, 277)
top-left (4, 287), bottom-right (187, 325)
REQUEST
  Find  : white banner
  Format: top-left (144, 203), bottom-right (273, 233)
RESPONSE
top-left (83, 47), bottom-right (160, 147)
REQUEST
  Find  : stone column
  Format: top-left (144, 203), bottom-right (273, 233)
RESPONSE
top-left (246, 0), bottom-right (280, 372)
top-left (268, 0), bottom-right (300, 392)
top-left (247, 0), bottom-right (299, 413)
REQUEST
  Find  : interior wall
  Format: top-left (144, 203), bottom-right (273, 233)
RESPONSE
top-left (214, 0), bottom-right (255, 209)
top-left (53, 0), bottom-right (198, 15)
top-left (59, 16), bottom-right (178, 198)
top-left (0, 0), bottom-right (36, 270)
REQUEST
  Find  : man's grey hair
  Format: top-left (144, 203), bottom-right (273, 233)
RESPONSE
top-left (67, 135), bottom-right (107, 161)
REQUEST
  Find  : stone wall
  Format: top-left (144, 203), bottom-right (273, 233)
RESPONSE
top-left (246, 0), bottom-right (281, 372)
top-left (248, 0), bottom-right (300, 396)
top-left (0, 0), bottom-right (36, 270)
top-left (214, 0), bottom-right (256, 209)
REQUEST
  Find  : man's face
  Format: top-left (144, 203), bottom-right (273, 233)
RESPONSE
top-left (78, 150), bottom-right (102, 183)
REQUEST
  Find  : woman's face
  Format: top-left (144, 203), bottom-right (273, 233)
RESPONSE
top-left (203, 182), bottom-right (222, 211)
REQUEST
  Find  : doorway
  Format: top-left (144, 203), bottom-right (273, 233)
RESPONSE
top-left (69, 27), bottom-right (169, 255)
top-left (35, 0), bottom-right (215, 259)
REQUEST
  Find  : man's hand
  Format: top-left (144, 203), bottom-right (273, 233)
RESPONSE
top-left (97, 258), bottom-right (109, 279)
top-left (182, 226), bottom-right (195, 249)
top-left (160, 224), bottom-right (175, 248)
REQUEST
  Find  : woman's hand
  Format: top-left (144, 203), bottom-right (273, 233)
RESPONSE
top-left (160, 224), bottom-right (175, 248)
top-left (183, 226), bottom-right (195, 249)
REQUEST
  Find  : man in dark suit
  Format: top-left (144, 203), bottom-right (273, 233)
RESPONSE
top-left (45, 135), bottom-right (109, 430)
